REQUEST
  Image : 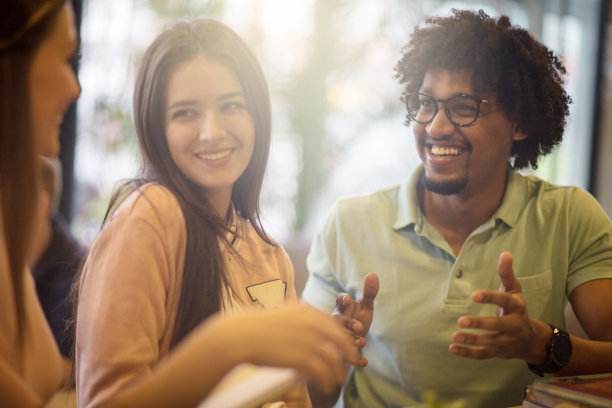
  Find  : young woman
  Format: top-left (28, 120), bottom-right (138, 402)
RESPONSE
top-left (75, 18), bottom-right (358, 408)
top-left (1, 0), bottom-right (81, 406)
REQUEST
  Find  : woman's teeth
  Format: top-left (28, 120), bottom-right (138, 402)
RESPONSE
top-left (197, 149), bottom-right (232, 160)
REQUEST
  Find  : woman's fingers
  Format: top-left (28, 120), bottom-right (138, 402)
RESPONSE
top-left (221, 304), bottom-right (359, 388)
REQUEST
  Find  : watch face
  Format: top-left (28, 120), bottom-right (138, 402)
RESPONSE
top-left (551, 329), bottom-right (573, 366)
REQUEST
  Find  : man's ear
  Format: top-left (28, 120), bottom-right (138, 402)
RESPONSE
top-left (512, 122), bottom-right (528, 141)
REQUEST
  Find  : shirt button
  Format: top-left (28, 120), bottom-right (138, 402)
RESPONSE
top-left (455, 269), bottom-right (463, 278)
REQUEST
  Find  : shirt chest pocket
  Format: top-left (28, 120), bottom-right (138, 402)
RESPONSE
top-left (246, 279), bottom-right (287, 309)
top-left (516, 269), bottom-right (553, 320)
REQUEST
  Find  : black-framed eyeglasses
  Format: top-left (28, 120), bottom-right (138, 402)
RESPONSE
top-left (403, 92), bottom-right (490, 127)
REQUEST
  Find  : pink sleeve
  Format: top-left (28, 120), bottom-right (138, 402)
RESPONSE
top-left (1, 216), bottom-right (64, 406)
top-left (76, 188), bottom-right (185, 408)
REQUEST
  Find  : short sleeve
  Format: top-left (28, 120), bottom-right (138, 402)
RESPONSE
top-left (567, 188), bottom-right (612, 294)
top-left (301, 203), bottom-right (346, 313)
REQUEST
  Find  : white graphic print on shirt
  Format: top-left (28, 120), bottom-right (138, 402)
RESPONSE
top-left (246, 279), bottom-right (287, 309)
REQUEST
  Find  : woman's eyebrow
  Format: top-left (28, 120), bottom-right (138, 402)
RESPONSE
top-left (167, 100), bottom-right (198, 110)
top-left (218, 91), bottom-right (245, 100)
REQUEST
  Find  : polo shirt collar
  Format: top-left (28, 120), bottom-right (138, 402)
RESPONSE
top-left (492, 167), bottom-right (527, 228)
top-left (393, 164), bottom-right (526, 232)
top-left (394, 165), bottom-right (424, 232)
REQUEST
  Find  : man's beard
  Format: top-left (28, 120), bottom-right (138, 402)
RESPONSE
top-left (423, 174), bottom-right (467, 195)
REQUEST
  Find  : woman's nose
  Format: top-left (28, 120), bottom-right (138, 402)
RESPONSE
top-left (199, 112), bottom-right (225, 141)
top-left (68, 70), bottom-right (81, 102)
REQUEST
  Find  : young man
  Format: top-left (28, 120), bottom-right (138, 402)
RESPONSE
top-left (302, 9), bottom-right (612, 408)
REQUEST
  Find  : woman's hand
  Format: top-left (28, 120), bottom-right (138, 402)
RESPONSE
top-left (210, 304), bottom-right (360, 394)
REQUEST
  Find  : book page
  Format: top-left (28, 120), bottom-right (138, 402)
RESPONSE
top-left (197, 364), bottom-right (302, 408)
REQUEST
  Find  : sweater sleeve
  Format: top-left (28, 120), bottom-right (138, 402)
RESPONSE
top-left (276, 246), bottom-right (298, 305)
top-left (272, 246), bottom-right (313, 408)
top-left (1, 208), bottom-right (64, 407)
top-left (76, 186), bottom-right (186, 408)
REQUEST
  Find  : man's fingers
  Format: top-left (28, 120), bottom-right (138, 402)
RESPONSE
top-left (472, 290), bottom-right (521, 312)
top-left (448, 344), bottom-right (496, 360)
top-left (457, 315), bottom-right (505, 331)
top-left (354, 335), bottom-right (366, 348)
top-left (361, 273), bottom-right (379, 306)
top-left (335, 292), bottom-right (352, 310)
top-left (497, 252), bottom-right (521, 293)
top-left (452, 330), bottom-right (505, 346)
top-left (351, 319), bottom-right (364, 335)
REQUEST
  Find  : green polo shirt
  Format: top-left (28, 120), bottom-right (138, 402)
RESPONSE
top-left (302, 165), bottom-right (612, 408)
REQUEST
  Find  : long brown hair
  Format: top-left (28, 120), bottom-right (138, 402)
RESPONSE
top-left (0, 0), bottom-right (66, 336)
top-left (108, 18), bottom-right (273, 348)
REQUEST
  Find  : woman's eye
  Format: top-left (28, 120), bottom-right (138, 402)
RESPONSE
top-left (68, 52), bottom-right (82, 66)
top-left (171, 109), bottom-right (197, 120)
top-left (221, 101), bottom-right (246, 112)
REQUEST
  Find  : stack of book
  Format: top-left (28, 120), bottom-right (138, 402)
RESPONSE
top-left (522, 374), bottom-right (612, 407)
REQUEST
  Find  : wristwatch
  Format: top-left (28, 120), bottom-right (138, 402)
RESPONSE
top-left (527, 324), bottom-right (573, 376)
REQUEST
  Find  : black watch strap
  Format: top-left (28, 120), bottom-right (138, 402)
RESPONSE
top-left (527, 324), bottom-right (573, 377)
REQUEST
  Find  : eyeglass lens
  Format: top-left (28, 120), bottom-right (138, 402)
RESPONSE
top-left (405, 94), bottom-right (480, 126)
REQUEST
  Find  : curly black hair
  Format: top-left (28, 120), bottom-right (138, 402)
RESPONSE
top-left (394, 9), bottom-right (571, 169)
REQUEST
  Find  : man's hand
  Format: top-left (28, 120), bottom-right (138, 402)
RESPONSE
top-left (305, 274), bottom-right (379, 407)
top-left (332, 273), bottom-right (379, 366)
top-left (448, 252), bottom-right (551, 364)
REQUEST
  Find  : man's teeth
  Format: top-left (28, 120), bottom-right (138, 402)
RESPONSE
top-left (197, 149), bottom-right (232, 160)
top-left (431, 146), bottom-right (461, 156)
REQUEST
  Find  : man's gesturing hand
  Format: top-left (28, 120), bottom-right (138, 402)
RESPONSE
top-left (332, 273), bottom-right (379, 367)
top-left (448, 252), bottom-right (550, 363)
